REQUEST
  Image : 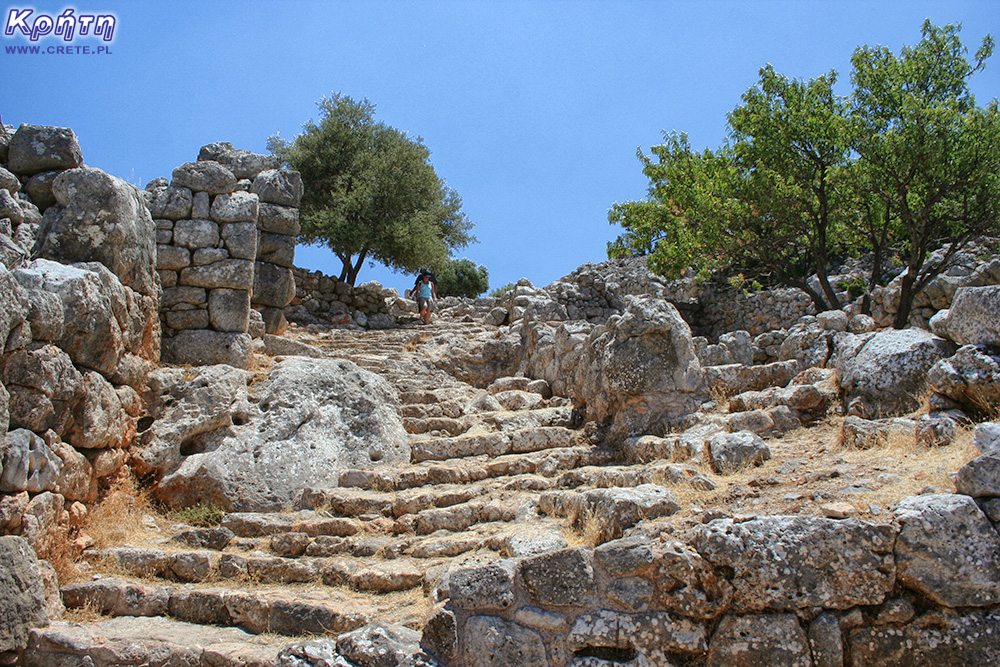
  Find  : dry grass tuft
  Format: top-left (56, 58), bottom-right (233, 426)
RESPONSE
top-left (83, 470), bottom-right (155, 550)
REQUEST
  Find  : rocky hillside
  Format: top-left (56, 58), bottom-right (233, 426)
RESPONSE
top-left (2, 124), bottom-right (1000, 666)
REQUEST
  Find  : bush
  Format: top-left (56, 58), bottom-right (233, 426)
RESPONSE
top-left (489, 282), bottom-right (515, 298)
top-left (436, 258), bottom-right (490, 298)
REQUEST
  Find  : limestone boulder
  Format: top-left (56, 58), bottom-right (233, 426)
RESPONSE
top-left (928, 345), bottom-right (1000, 415)
top-left (1, 264), bottom-right (30, 351)
top-left (894, 493), bottom-right (1000, 607)
top-left (837, 328), bottom-right (955, 418)
top-left (171, 161), bottom-right (236, 195)
top-left (0, 165), bottom-right (20, 193)
top-left (258, 202), bottom-right (300, 235)
top-left (198, 142), bottom-right (280, 180)
top-left (708, 431), bottom-right (771, 474)
top-left (336, 622), bottom-right (424, 667)
top-left (934, 285), bottom-right (1000, 347)
top-left (251, 169), bottom-right (303, 207)
top-left (23, 171), bottom-right (60, 211)
top-left (35, 167), bottom-right (157, 297)
top-left (690, 515), bottom-right (896, 612)
top-left (581, 296), bottom-right (706, 441)
top-left (147, 357), bottom-right (409, 511)
top-left (848, 610), bottom-right (1000, 665)
top-left (461, 615), bottom-right (548, 667)
top-left (0, 536), bottom-right (48, 652)
top-left (210, 191), bottom-right (259, 224)
top-left (133, 364), bottom-right (251, 478)
top-left (6, 124), bottom-right (82, 175)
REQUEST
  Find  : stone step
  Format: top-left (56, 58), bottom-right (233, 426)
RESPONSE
top-left (85, 547), bottom-right (432, 593)
top-left (60, 577), bottom-right (373, 637)
top-left (410, 426), bottom-right (581, 463)
top-left (339, 445), bottom-right (615, 492)
top-left (26, 617), bottom-right (284, 667)
top-left (404, 415), bottom-right (467, 436)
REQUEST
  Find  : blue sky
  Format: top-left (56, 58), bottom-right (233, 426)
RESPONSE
top-left (4, 1), bottom-right (998, 295)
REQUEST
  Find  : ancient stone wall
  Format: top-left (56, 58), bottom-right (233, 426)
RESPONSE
top-left (427, 489), bottom-right (1000, 666)
top-left (288, 266), bottom-right (398, 329)
top-left (0, 124), bottom-right (160, 589)
top-left (149, 143), bottom-right (302, 367)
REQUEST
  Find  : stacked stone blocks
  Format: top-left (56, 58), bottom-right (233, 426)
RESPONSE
top-left (150, 143), bottom-right (301, 367)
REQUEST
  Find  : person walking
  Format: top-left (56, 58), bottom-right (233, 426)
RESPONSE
top-left (414, 270), bottom-right (437, 325)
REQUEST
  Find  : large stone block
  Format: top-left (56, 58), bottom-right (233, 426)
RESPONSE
top-left (253, 261), bottom-right (295, 308)
top-left (257, 202), bottom-right (300, 235)
top-left (838, 328), bottom-right (955, 419)
top-left (210, 191), bottom-right (258, 224)
top-left (894, 493), bottom-right (1000, 607)
top-left (145, 185), bottom-right (193, 220)
top-left (208, 288), bottom-right (251, 333)
top-left (220, 222), bottom-right (257, 260)
top-left (172, 218), bottom-right (220, 249)
top-left (691, 515), bottom-right (896, 612)
top-left (180, 259), bottom-right (254, 290)
top-left (257, 232), bottom-right (295, 267)
top-left (935, 285), bottom-right (1000, 348)
top-left (35, 167), bottom-right (158, 296)
top-left (161, 330), bottom-right (253, 369)
top-left (251, 169), bottom-right (303, 207)
top-left (7, 124), bottom-right (82, 175)
top-left (171, 161), bottom-right (236, 195)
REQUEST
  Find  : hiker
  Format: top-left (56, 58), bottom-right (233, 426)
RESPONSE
top-left (414, 269), bottom-right (437, 325)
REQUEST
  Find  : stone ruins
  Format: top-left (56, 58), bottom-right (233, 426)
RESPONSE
top-left (2, 123), bottom-right (1000, 666)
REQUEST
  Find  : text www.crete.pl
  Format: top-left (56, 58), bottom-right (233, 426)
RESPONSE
top-left (5, 44), bottom-right (112, 54)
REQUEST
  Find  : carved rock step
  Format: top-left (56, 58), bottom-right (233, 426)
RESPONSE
top-left (554, 462), bottom-right (718, 492)
top-left (60, 577), bottom-right (373, 636)
top-left (26, 617), bottom-right (284, 667)
top-left (410, 426), bottom-right (581, 463)
top-left (338, 445), bottom-right (615, 492)
top-left (85, 547), bottom-right (431, 592)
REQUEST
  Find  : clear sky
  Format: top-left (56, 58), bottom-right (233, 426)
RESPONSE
top-left (4, 1), bottom-right (998, 295)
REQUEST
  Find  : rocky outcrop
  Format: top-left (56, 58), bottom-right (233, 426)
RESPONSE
top-left (134, 357), bottom-right (409, 511)
top-left (35, 167), bottom-right (157, 297)
top-left (0, 535), bottom-right (48, 652)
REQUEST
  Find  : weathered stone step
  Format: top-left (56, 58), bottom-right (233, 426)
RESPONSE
top-left (26, 617), bottom-right (284, 667)
top-left (60, 577), bottom-right (373, 636)
top-left (554, 461), bottom-right (718, 492)
top-left (410, 426), bottom-right (581, 463)
top-left (85, 547), bottom-right (430, 593)
top-left (339, 445), bottom-right (614, 492)
top-left (404, 415), bottom-right (467, 436)
top-left (298, 481), bottom-right (489, 519)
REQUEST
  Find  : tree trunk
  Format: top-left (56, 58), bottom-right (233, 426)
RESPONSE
top-left (893, 270), bottom-right (917, 329)
top-left (342, 249), bottom-right (368, 286)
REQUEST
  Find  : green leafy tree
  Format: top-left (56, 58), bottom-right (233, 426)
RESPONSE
top-left (611, 67), bottom-right (854, 312)
top-left (435, 258), bottom-right (490, 298)
top-left (850, 21), bottom-right (999, 328)
top-left (610, 22), bottom-right (999, 325)
top-left (269, 94), bottom-right (475, 285)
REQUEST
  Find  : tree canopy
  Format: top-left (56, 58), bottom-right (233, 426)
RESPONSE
top-left (269, 94), bottom-right (475, 285)
top-left (435, 258), bottom-right (490, 298)
top-left (610, 21), bottom-right (999, 326)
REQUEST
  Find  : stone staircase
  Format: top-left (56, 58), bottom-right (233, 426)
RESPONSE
top-left (28, 320), bottom-right (816, 666)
